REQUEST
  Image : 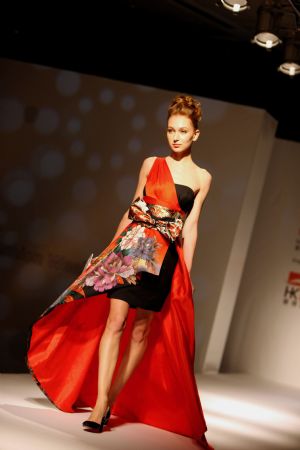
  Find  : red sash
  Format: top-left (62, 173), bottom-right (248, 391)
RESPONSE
top-left (27, 157), bottom-right (210, 443)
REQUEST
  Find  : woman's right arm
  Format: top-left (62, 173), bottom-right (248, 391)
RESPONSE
top-left (110, 156), bottom-right (156, 242)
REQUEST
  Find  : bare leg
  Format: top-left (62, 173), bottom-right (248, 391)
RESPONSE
top-left (108, 307), bottom-right (154, 406)
top-left (87, 298), bottom-right (129, 423)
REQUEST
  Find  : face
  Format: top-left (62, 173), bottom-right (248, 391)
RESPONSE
top-left (167, 114), bottom-right (199, 153)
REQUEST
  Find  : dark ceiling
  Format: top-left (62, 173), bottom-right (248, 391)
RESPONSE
top-left (1, 0), bottom-right (300, 142)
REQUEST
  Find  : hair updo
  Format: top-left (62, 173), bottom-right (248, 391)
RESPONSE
top-left (167, 94), bottom-right (202, 129)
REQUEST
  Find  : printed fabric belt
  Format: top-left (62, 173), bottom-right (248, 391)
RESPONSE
top-left (128, 197), bottom-right (185, 242)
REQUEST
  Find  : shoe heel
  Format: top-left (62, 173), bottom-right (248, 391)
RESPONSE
top-left (103, 406), bottom-right (111, 425)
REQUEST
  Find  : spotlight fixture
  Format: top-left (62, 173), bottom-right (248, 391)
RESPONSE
top-left (252, 31), bottom-right (281, 48)
top-left (252, 2), bottom-right (282, 48)
top-left (219, 0), bottom-right (300, 75)
top-left (278, 30), bottom-right (300, 76)
top-left (220, 0), bottom-right (248, 13)
top-left (278, 61), bottom-right (300, 75)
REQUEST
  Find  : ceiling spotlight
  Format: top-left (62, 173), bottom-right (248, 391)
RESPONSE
top-left (252, 3), bottom-right (282, 49)
top-left (278, 62), bottom-right (300, 75)
top-left (278, 33), bottom-right (300, 76)
top-left (220, 0), bottom-right (248, 13)
top-left (252, 32), bottom-right (281, 48)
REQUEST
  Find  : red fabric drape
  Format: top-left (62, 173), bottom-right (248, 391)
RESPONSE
top-left (27, 157), bottom-right (212, 445)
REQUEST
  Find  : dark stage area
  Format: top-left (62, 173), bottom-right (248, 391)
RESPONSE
top-left (1, 0), bottom-right (300, 142)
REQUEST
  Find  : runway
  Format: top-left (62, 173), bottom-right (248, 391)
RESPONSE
top-left (1, 372), bottom-right (300, 450)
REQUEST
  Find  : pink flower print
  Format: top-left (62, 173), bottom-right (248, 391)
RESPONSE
top-left (84, 252), bottom-right (135, 292)
top-left (103, 252), bottom-right (134, 278)
top-left (85, 266), bottom-right (117, 291)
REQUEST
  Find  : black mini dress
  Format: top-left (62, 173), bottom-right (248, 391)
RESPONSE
top-left (106, 184), bottom-right (196, 311)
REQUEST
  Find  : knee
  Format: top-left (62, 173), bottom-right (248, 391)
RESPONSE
top-left (106, 314), bottom-right (127, 334)
top-left (131, 321), bottom-right (151, 344)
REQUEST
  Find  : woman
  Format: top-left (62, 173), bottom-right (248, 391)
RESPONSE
top-left (27, 94), bottom-right (213, 448)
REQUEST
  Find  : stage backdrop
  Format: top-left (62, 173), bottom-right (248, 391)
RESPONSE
top-left (0, 58), bottom-right (275, 375)
top-left (222, 138), bottom-right (300, 390)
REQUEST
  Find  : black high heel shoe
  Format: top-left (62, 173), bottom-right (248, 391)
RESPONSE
top-left (82, 405), bottom-right (111, 432)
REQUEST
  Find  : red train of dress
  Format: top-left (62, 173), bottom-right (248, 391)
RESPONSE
top-left (27, 157), bottom-right (213, 447)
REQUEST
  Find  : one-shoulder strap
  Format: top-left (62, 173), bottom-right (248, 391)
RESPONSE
top-left (145, 156), bottom-right (183, 212)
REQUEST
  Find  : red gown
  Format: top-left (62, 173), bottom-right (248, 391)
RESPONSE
top-left (27, 156), bottom-right (213, 447)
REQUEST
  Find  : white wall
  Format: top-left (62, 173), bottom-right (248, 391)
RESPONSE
top-left (221, 139), bottom-right (300, 389)
top-left (199, 111), bottom-right (276, 373)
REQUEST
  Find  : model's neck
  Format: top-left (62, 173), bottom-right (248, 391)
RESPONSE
top-left (169, 149), bottom-right (192, 162)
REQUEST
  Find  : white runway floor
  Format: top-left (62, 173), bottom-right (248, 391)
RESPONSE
top-left (1, 372), bottom-right (300, 450)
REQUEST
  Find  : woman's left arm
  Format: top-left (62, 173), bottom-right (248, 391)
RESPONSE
top-left (182, 170), bottom-right (212, 274)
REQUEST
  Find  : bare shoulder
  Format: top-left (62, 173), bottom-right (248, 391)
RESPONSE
top-left (143, 156), bottom-right (157, 168)
top-left (142, 156), bottom-right (158, 176)
top-left (195, 164), bottom-right (212, 186)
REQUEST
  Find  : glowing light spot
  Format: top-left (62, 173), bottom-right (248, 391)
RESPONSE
top-left (34, 108), bottom-right (60, 134)
top-left (121, 95), bottom-right (135, 111)
top-left (128, 137), bottom-right (142, 154)
top-left (2, 169), bottom-right (35, 207)
top-left (99, 89), bottom-right (115, 104)
top-left (56, 71), bottom-right (81, 96)
top-left (33, 147), bottom-right (65, 178)
top-left (70, 140), bottom-right (85, 156)
top-left (67, 118), bottom-right (81, 133)
top-left (86, 153), bottom-right (101, 170)
top-left (79, 97), bottom-right (93, 113)
top-left (132, 114), bottom-right (146, 130)
top-left (110, 154), bottom-right (123, 170)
